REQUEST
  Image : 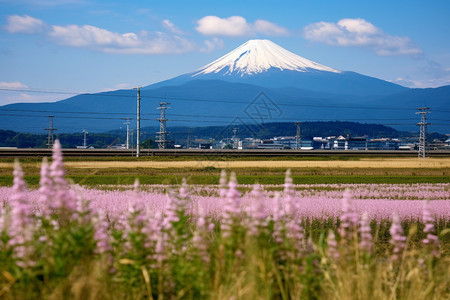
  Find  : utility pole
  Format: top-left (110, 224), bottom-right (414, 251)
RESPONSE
top-left (134, 86), bottom-right (141, 157)
top-left (45, 116), bottom-right (57, 148)
top-left (416, 107), bottom-right (431, 158)
top-left (82, 129), bottom-right (88, 148)
top-left (156, 102), bottom-right (170, 149)
top-left (123, 119), bottom-right (131, 149)
top-left (186, 129), bottom-right (191, 149)
top-left (294, 122), bottom-right (302, 150)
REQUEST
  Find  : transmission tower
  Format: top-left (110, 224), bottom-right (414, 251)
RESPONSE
top-left (186, 129), bottom-right (192, 149)
top-left (232, 127), bottom-right (239, 149)
top-left (134, 86), bottom-right (141, 157)
top-left (294, 122), bottom-right (302, 150)
top-left (123, 119), bottom-right (131, 149)
top-left (45, 116), bottom-right (57, 148)
top-left (156, 102), bottom-right (171, 149)
top-left (82, 129), bottom-right (88, 148)
top-left (416, 107), bottom-right (431, 158)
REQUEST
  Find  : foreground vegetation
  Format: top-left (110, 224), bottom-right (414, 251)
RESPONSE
top-left (0, 141), bottom-right (449, 299)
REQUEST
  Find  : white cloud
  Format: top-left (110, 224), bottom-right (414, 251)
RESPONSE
top-left (4, 14), bottom-right (231, 55)
top-left (0, 91), bottom-right (64, 106)
top-left (0, 81), bottom-right (28, 89)
top-left (4, 15), bottom-right (47, 34)
top-left (253, 20), bottom-right (288, 36)
top-left (196, 16), bottom-right (250, 37)
top-left (303, 18), bottom-right (422, 57)
top-left (47, 24), bottom-right (195, 54)
top-left (391, 60), bottom-right (450, 88)
top-left (161, 19), bottom-right (183, 35)
top-left (100, 83), bottom-right (134, 92)
top-left (196, 16), bottom-right (288, 37)
top-left (200, 37), bottom-right (224, 53)
top-left (114, 83), bottom-right (133, 90)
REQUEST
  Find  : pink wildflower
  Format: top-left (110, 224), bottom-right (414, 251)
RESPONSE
top-left (219, 170), bottom-right (228, 198)
top-left (38, 157), bottom-right (53, 216)
top-left (327, 230), bottom-right (339, 259)
top-left (9, 160), bottom-right (32, 235)
top-left (283, 169), bottom-right (295, 216)
top-left (50, 140), bottom-right (76, 212)
top-left (221, 172), bottom-right (241, 238)
top-left (272, 192), bottom-right (286, 244)
top-left (246, 184), bottom-right (267, 236)
top-left (179, 178), bottom-right (189, 200)
top-left (94, 210), bottom-right (112, 253)
top-left (359, 212), bottom-right (372, 253)
top-left (422, 201), bottom-right (440, 257)
top-left (9, 160), bottom-right (35, 267)
top-left (192, 205), bottom-right (211, 263)
top-left (339, 189), bottom-right (358, 240)
top-left (390, 213), bottom-right (406, 261)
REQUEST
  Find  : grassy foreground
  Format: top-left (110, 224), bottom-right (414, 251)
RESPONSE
top-left (1, 143), bottom-right (449, 299)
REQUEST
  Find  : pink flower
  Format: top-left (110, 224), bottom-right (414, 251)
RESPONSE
top-left (283, 169), bottom-right (295, 216)
top-left (221, 172), bottom-right (241, 238)
top-left (179, 178), bottom-right (190, 200)
top-left (359, 212), bottom-right (372, 253)
top-left (390, 213), bottom-right (406, 261)
top-left (422, 201), bottom-right (440, 257)
top-left (327, 230), bottom-right (339, 259)
top-left (93, 210), bottom-right (112, 253)
top-left (339, 189), bottom-right (359, 240)
top-left (245, 184), bottom-right (267, 236)
top-left (50, 140), bottom-right (76, 213)
top-left (219, 170), bottom-right (228, 198)
top-left (9, 160), bottom-right (35, 267)
top-left (192, 205), bottom-right (212, 263)
top-left (272, 192), bottom-right (285, 244)
top-left (9, 160), bottom-right (32, 234)
top-left (38, 157), bottom-right (53, 216)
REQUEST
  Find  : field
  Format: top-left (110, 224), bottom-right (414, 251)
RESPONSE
top-left (0, 156), bottom-right (449, 186)
top-left (0, 146), bottom-right (449, 299)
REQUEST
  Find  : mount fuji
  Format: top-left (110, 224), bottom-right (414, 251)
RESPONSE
top-left (1, 39), bottom-right (449, 133)
top-left (150, 39), bottom-right (407, 97)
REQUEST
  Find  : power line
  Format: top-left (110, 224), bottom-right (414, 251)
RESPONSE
top-left (0, 107), bottom-right (135, 116)
top-left (2, 87), bottom-right (450, 112)
top-left (1, 113), bottom-right (449, 127)
top-left (1, 108), bottom-right (449, 122)
top-left (0, 113), bottom-right (138, 121)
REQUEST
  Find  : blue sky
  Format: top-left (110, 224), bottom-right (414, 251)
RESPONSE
top-left (1, 0), bottom-right (449, 106)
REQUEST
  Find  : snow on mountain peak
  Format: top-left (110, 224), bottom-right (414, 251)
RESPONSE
top-left (193, 39), bottom-right (341, 77)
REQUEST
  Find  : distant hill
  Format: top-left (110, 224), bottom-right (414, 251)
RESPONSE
top-left (156, 121), bottom-right (446, 145)
top-left (1, 121), bottom-right (446, 149)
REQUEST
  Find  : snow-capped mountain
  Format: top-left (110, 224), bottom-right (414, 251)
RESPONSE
top-left (192, 39), bottom-right (341, 76)
top-left (150, 39), bottom-right (406, 96)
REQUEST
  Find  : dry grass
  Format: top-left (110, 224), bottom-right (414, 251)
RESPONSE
top-left (60, 158), bottom-right (450, 169)
top-left (1, 158), bottom-right (449, 180)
